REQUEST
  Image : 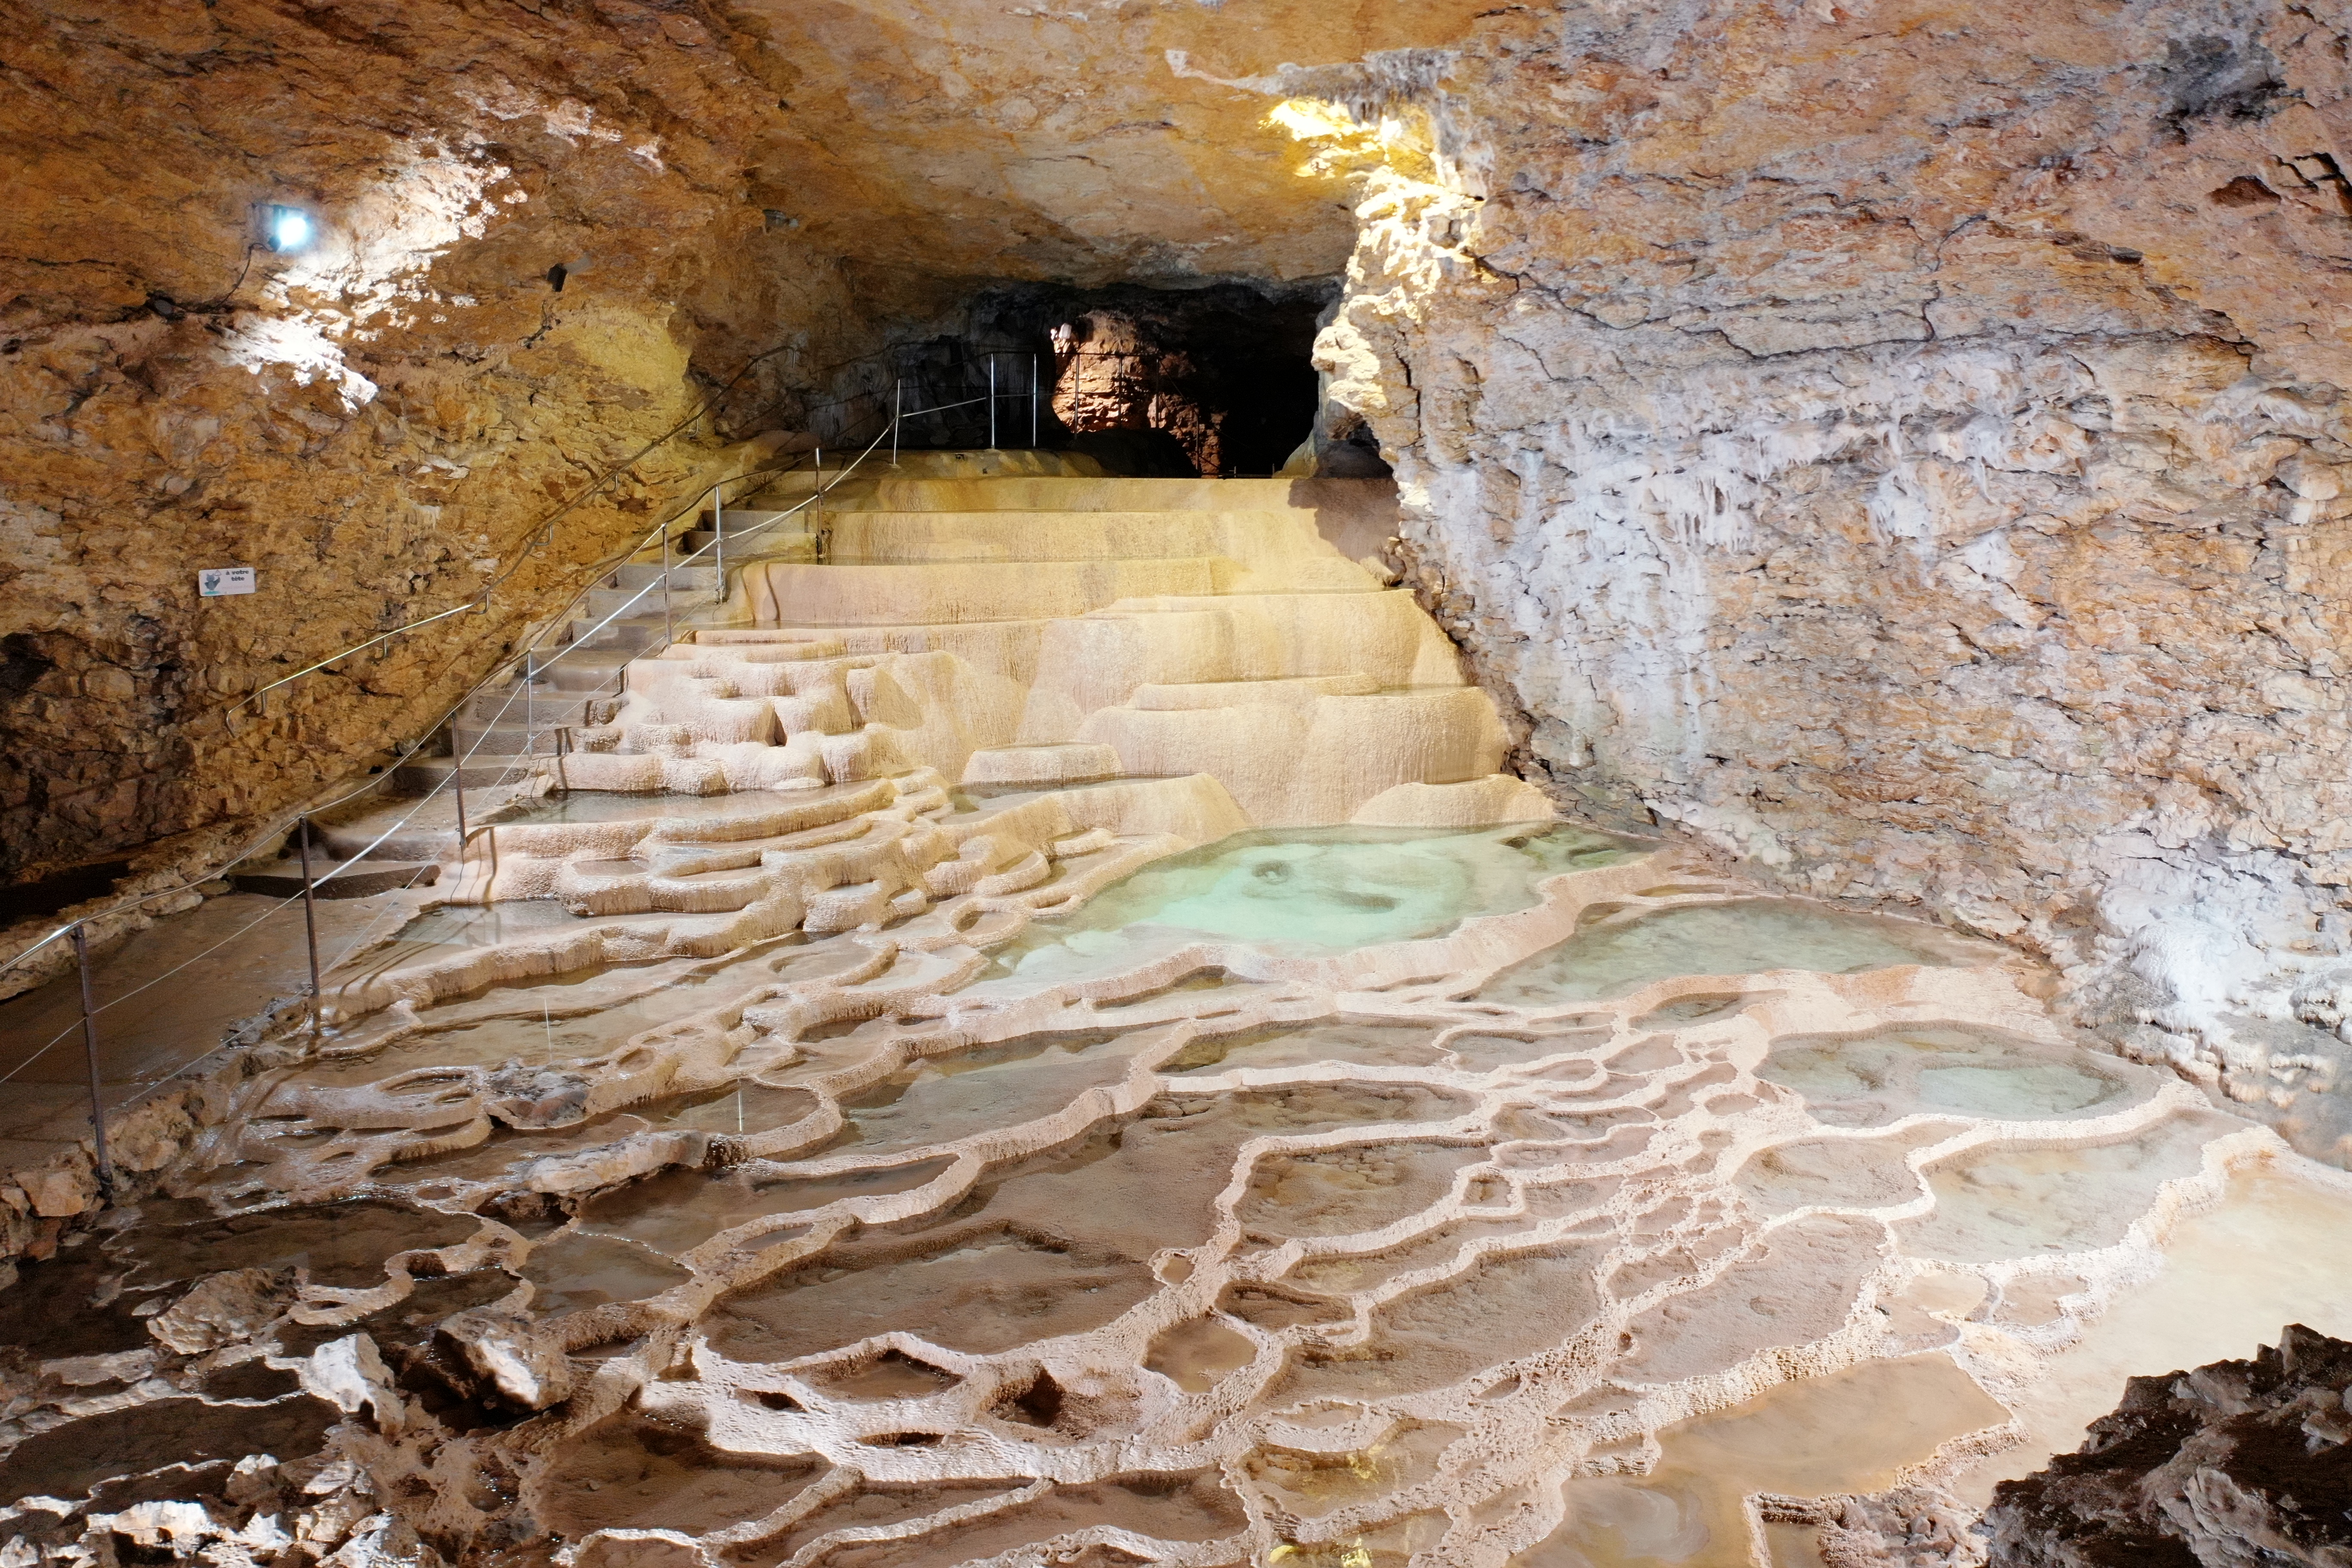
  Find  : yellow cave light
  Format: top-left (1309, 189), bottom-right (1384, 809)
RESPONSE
top-left (1265, 1546), bottom-right (1375, 1568)
top-left (1266, 96), bottom-right (1366, 143)
top-left (1264, 97), bottom-right (1444, 187)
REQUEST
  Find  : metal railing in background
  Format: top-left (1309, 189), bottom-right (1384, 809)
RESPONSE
top-left (833, 346), bottom-right (1166, 458)
top-left (0, 370), bottom-right (1004, 1191)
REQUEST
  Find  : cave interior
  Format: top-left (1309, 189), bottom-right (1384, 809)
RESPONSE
top-left (2, 3), bottom-right (2352, 1566)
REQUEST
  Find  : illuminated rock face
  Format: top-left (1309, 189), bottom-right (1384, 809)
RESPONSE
top-left (1306, 2), bottom-right (2352, 1128)
top-left (0, 0), bottom-right (868, 895)
top-left (0, 0), bottom-right (1498, 947)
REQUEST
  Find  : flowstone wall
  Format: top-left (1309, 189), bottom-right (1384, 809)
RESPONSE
top-left (0, 0), bottom-right (867, 891)
top-left (1308, 0), bottom-right (2352, 1133)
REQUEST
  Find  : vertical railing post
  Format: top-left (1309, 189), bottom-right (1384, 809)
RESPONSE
top-left (1032, 353), bottom-right (1039, 447)
top-left (297, 817), bottom-right (322, 1035)
top-left (452, 744), bottom-right (469, 845)
top-left (524, 650), bottom-right (535, 754)
top-left (72, 923), bottom-right (113, 1194)
top-left (989, 354), bottom-right (998, 449)
top-left (661, 519), bottom-right (674, 647)
top-left (713, 480), bottom-right (725, 606)
top-left (893, 380), bottom-right (901, 468)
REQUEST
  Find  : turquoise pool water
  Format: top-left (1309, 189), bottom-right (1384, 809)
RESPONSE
top-left (992, 824), bottom-right (1636, 980)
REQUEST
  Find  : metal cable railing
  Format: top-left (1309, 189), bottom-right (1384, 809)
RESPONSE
top-left (0, 370), bottom-right (1000, 1191)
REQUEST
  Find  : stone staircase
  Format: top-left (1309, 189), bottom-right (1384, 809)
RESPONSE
top-left (251, 450), bottom-right (1557, 998)
top-left (558, 457), bottom-right (1552, 831)
top-left (395, 549), bottom-right (801, 794)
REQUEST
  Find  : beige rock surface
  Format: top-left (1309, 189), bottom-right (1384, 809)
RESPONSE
top-left (1290, 1), bottom-right (2352, 1133)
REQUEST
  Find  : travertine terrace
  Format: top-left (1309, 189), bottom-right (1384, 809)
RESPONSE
top-left (6, 3), bottom-right (2352, 1567)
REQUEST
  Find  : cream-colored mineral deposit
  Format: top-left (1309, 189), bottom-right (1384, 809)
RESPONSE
top-left (3, 4), bottom-right (2351, 1566)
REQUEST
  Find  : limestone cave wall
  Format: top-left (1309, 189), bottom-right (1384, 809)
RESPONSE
top-left (0, 0), bottom-right (873, 894)
top-left (15, 0), bottom-right (2352, 1124)
top-left (1311, 0), bottom-right (2352, 1110)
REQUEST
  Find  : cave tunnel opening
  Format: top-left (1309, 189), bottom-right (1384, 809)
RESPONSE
top-left (860, 282), bottom-right (1351, 478)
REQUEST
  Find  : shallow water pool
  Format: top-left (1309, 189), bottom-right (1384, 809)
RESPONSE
top-left (995, 824), bottom-right (1636, 979)
top-left (1479, 897), bottom-right (1996, 1006)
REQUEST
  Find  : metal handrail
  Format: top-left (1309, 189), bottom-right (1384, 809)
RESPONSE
top-left (0, 393), bottom-right (949, 1188)
top-left (0, 340), bottom-right (1164, 1196)
top-left (0, 371), bottom-right (995, 1004)
top-left (0, 349), bottom-right (1060, 1001)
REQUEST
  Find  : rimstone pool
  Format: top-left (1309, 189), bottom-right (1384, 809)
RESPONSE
top-left (8, 806), bottom-right (2351, 1568)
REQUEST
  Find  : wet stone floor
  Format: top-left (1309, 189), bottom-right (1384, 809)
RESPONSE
top-left (5, 822), bottom-right (2352, 1568)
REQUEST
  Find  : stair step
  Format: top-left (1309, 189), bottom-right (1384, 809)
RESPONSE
top-left (233, 861), bottom-right (441, 899)
top-left (462, 683), bottom-right (557, 722)
top-left (533, 655), bottom-right (631, 694)
top-left (611, 564), bottom-right (720, 591)
top-left (567, 616), bottom-right (670, 652)
top-left (450, 722), bottom-right (576, 757)
top-left (584, 586), bottom-right (717, 622)
top-left (684, 530), bottom-right (815, 561)
top-left (389, 756), bottom-right (539, 795)
top-left (961, 743), bottom-right (1123, 788)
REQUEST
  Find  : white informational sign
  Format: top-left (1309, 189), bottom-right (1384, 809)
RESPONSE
top-left (199, 567), bottom-right (257, 597)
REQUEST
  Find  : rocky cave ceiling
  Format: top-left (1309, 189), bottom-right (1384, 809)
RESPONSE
top-left (725, 0), bottom-right (1501, 288)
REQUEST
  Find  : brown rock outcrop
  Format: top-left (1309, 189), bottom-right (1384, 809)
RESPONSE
top-left (1984, 1324), bottom-right (2352, 1567)
top-left (0, 0), bottom-right (868, 891)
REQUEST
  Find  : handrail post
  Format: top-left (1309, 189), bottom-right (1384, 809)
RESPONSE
top-left (297, 817), bottom-right (322, 1036)
top-left (1032, 353), bottom-right (1039, 447)
top-left (713, 480), bottom-right (725, 607)
top-left (661, 520), bottom-right (674, 647)
top-left (989, 354), bottom-right (997, 449)
top-left (892, 380), bottom-right (901, 468)
top-left (73, 923), bottom-right (113, 1195)
top-left (524, 650), bottom-right (535, 753)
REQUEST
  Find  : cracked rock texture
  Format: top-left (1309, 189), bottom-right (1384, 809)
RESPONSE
top-left (1983, 1323), bottom-right (2352, 1567)
top-left (1310, 0), bottom-right (2352, 1145)
top-left (0, 0), bottom-right (1506, 902)
top-left (0, 0), bottom-right (865, 892)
